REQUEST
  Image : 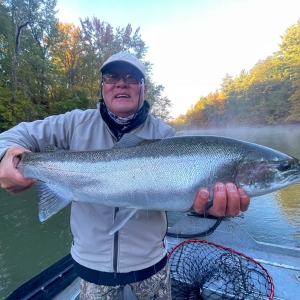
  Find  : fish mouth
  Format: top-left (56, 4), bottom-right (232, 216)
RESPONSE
top-left (282, 173), bottom-right (300, 184)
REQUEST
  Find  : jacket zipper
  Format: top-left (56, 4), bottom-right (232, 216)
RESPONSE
top-left (113, 207), bottom-right (119, 279)
top-left (104, 124), bottom-right (119, 278)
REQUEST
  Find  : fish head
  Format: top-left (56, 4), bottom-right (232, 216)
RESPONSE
top-left (235, 146), bottom-right (300, 197)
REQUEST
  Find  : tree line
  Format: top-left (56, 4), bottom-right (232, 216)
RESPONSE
top-left (0, 0), bottom-right (172, 132)
top-left (171, 19), bottom-right (300, 130)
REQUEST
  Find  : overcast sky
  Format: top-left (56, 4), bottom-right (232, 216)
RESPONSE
top-left (56, 0), bottom-right (300, 118)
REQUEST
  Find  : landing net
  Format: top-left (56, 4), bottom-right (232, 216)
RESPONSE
top-left (168, 239), bottom-right (274, 300)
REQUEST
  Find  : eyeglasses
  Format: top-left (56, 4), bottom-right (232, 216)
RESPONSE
top-left (102, 73), bottom-right (143, 84)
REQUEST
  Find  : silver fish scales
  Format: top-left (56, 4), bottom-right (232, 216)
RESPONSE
top-left (17, 134), bottom-right (300, 234)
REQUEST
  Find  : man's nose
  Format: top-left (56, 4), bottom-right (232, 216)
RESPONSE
top-left (116, 76), bottom-right (128, 87)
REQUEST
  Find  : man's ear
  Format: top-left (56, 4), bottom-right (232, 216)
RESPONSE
top-left (143, 84), bottom-right (147, 98)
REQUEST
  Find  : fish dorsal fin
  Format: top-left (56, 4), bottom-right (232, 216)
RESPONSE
top-left (112, 134), bottom-right (160, 149)
top-left (109, 208), bottom-right (138, 235)
top-left (44, 145), bottom-right (67, 153)
top-left (44, 145), bottom-right (57, 152)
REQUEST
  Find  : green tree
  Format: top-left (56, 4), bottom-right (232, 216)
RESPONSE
top-left (2, 0), bottom-right (58, 125)
top-left (150, 93), bottom-right (172, 122)
top-left (0, 2), bottom-right (13, 88)
top-left (49, 22), bottom-right (90, 113)
top-left (3, 0), bottom-right (57, 92)
top-left (275, 19), bottom-right (300, 122)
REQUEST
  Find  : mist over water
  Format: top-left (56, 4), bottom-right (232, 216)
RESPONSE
top-left (0, 125), bottom-right (300, 299)
top-left (177, 124), bottom-right (300, 158)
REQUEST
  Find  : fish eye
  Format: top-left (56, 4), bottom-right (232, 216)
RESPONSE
top-left (278, 161), bottom-right (292, 171)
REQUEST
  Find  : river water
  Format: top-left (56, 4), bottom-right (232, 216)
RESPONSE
top-left (0, 125), bottom-right (300, 299)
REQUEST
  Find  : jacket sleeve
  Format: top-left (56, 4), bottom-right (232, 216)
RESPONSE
top-left (144, 114), bottom-right (176, 139)
top-left (0, 110), bottom-right (81, 159)
top-left (165, 127), bottom-right (176, 137)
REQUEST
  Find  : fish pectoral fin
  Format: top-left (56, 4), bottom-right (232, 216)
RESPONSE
top-left (112, 134), bottom-right (160, 149)
top-left (35, 181), bottom-right (73, 222)
top-left (109, 208), bottom-right (138, 235)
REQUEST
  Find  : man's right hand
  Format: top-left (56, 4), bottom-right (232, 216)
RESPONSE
top-left (0, 146), bottom-right (35, 194)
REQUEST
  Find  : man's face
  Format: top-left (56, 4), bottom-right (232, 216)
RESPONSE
top-left (102, 63), bottom-right (147, 117)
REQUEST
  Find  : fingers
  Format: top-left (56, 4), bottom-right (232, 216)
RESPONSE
top-left (192, 189), bottom-right (210, 214)
top-left (238, 188), bottom-right (251, 212)
top-left (205, 183), bottom-right (227, 217)
top-left (192, 182), bottom-right (250, 217)
top-left (223, 183), bottom-right (241, 217)
top-left (0, 146), bottom-right (35, 193)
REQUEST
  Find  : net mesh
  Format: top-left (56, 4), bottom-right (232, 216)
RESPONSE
top-left (168, 239), bottom-right (274, 300)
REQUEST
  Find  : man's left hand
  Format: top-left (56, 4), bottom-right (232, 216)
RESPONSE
top-left (192, 182), bottom-right (250, 217)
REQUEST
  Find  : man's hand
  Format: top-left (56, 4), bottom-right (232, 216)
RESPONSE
top-left (0, 146), bottom-right (35, 194)
top-left (192, 182), bottom-right (250, 217)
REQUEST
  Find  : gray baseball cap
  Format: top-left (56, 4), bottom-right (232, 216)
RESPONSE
top-left (100, 51), bottom-right (146, 78)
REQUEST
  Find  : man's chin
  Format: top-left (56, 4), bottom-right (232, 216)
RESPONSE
top-left (110, 102), bottom-right (142, 117)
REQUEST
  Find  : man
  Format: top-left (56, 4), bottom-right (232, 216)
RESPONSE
top-left (0, 51), bottom-right (250, 299)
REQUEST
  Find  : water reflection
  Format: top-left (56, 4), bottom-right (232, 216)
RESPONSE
top-left (274, 184), bottom-right (300, 246)
top-left (276, 183), bottom-right (300, 223)
top-left (235, 191), bottom-right (300, 249)
top-left (0, 188), bottom-right (71, 300)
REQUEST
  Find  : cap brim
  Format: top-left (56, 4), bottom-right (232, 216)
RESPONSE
top-left (100, 60), bottom-right (145, 78)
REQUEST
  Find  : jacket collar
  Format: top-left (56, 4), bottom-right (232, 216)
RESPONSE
top-left (98, 99), bottom-right (150, 141)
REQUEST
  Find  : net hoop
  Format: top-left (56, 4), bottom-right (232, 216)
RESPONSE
top-left (168, 239), bottom-right (275, 300)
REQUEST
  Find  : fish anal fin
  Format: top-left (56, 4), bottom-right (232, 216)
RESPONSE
top-left (35, 181), bottom-right (73, 221)
top-left (109, 208), bottom-right (138, 235)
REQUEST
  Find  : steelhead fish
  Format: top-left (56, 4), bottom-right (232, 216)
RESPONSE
top-left (17, 134), bottom-right (300, 235)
